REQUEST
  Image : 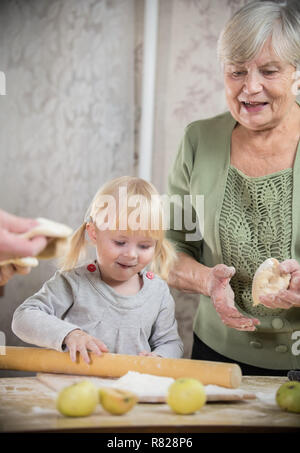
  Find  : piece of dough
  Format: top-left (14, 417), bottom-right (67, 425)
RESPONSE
top-left (252, 258), bottom-right (291, 306)
top-left (0, 217), bottom-right (73, 268)
top-left (24, 217), bottom-right (73, 260)
top-left (2, 257), bottom-right (39, 268)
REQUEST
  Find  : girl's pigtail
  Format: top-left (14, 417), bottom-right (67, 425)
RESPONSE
top-left (59, 222), bottom-right (87, 271)
top-left (151, 238), bottom-right (178, 281)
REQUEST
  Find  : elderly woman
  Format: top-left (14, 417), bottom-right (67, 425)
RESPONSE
top-left (167, 1), bottom-right (300, 375)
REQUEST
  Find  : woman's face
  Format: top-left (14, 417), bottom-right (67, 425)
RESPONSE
top-left (224, 39), bottom-right (298, 131)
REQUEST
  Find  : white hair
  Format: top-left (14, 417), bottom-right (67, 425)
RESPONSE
top-left (217, 1), bottom-right (300, 69)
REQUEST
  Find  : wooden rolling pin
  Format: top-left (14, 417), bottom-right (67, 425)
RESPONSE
top-left (0, 346), bottom-right (242, 388)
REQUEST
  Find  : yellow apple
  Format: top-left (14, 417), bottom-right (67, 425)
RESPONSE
top-left (276, 381), bottom-right (300, 413)
top-left (167, 378), bottom-right (206, 414)
top-left (99, 387), bottom-right (138, 415)
top-left (56, 380), bottom-right (98, 417)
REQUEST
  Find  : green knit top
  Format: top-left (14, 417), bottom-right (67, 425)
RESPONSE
top-left (167, 105), bottom-right (300, 370)
top-left (219, 165), bottom-right (293, 318)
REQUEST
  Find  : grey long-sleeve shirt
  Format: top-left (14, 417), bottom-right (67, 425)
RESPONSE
top-left (12, 263), bottom-right (184, 358)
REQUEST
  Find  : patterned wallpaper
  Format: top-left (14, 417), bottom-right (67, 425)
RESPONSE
top-left (0, 0), bottom-right (135, 365)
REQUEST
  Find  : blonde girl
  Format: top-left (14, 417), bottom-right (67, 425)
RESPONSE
top-left (12, 177), bottom-right (184, 363)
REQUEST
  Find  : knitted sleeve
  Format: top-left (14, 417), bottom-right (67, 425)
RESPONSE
top-left (166, 126), bottom-right (203, 261)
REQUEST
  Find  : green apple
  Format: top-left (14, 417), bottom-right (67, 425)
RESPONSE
top-left (99, 387), bottom-right (138, 415)
top-left (167, 378), bottom-right (206, 414)
top-left (276, 381), bottom-right (300, 413)
top-left (56, 380), bottom-right (98, 417)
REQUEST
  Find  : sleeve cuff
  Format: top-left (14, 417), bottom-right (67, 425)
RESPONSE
top-left (54, 324), bottom-right (81, 352)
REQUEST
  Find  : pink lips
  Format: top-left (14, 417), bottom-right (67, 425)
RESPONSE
top-left (116, 262), bottom-right (136, 269)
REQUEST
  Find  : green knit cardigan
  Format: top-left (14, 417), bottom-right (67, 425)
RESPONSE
top-left (167, 105), bottom-right (300, 370)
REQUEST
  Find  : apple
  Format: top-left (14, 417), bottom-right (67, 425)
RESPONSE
top-left (56, 380), bottom-right (98, 417)
top-left (167, 378), bottom-right (206, 414)
top-left (99, 387), bottom-right (138, 415)
top-left (276, 381), bottom-right (300, 413)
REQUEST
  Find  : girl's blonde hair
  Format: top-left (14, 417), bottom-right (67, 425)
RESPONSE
top-left (60, 176), bottom-right (177, 280)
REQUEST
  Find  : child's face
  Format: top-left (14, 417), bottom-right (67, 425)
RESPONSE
top-left (87, 224), bottom-right (156, 282)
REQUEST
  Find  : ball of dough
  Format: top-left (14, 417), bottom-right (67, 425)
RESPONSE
top-left (252, 258), bottom-right (291, 306)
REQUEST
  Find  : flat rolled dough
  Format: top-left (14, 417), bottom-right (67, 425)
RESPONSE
top-left (2, 257), bottom-right (39, 268)
top-left (111, 371), bottom-right (174, 398)
top-left (110, 372), bottom-right (256, 402)
top-left (0, 217), bottom-right (73, 268)
top-left (36, 371), bottom-right (256, 402)
top-left (22, 217), bottom-right (73, 241)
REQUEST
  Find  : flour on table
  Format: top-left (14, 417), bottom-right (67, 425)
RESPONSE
top-left (255, 391), bottom-right (276, 404)
top-left (111, 371), bottom-right (174, 397)
top-left (110, 372), bottom-right (256, 400)
top-left (204, 385), bottom-right (256, 400)
top-left (205, 385), bottom-right (249, 396)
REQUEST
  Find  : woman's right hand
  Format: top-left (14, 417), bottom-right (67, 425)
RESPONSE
top-left (63, 329), bottom-right (109, 364)
top-left (207, 264), bottom-right (260, 331)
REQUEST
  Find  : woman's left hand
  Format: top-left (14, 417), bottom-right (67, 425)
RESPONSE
top-left (207, 264), bottom-right (260, 331)
top-left (259, 259), bottom-right (300, 308)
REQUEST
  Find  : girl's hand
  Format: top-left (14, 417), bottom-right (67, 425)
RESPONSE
top-left (259, 259), bottom-right (300, 309)
top-left (207, 264), bottom-right (260, 331)
top-left (139, 351), bottom-right (159, 357)
top-left (63, 329), bottom-right (109, 364)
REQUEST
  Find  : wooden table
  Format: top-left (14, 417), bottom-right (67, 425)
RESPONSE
top-left (0, 375), bottom-right (299, 433)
